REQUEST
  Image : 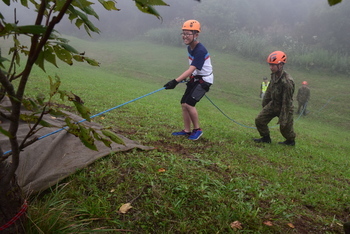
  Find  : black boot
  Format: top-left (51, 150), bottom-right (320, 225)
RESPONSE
top-left (254, 135), bottom-right (271, 143)
top-left (278, 140), bottom-right (295, 146)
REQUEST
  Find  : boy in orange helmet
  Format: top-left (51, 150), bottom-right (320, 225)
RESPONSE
top-left (164, 20), bottom-right (214, 141)
top-left (253, 51), bottom-right (296, 146)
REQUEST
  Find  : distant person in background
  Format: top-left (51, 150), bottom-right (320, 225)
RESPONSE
top-left (164, 20), bottom-right (213, 141)
top-left (296, 81), bottom-right (310, 115)
top-left (260, 77), bottom-right (270, 99)
top-left (254, 51), bottom-right (296, 146)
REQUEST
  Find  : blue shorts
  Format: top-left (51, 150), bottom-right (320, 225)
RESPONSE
top-left (181, 81), bottom-right (211, 107)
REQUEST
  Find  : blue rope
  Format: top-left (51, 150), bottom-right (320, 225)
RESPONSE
top-left (205, 94), bottom-right (336, 129)
top-left (2, 84), bottom-right (335, 155)
top-left (204, 95), bottom-right (307, 129)
top-left (4, 87), bottom-right (166, 155)
top-left (204, 95), bottom-right (258, 129)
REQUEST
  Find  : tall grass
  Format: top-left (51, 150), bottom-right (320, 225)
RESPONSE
top-left (5, 38), bottom-right (350, 232)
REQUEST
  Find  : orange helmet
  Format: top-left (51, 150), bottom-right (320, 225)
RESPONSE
top-left (182, 20), bottom-right (201, 32)
top-left (267, 51), bottom-right (287, 64)
top-left (302, 81), bottom-right (308, 85)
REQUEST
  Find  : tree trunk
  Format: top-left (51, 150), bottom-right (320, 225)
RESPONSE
top-left (0, 161), bottom-right (26, 233)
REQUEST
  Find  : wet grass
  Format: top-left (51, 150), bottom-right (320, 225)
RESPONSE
top-left (19, 38), bottom-right (350, 233)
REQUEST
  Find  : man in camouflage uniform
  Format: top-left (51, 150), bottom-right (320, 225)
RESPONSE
top-left (296, 81), bottom-right (310, 115)
top-left (254, 51), bottom-right (296, 146)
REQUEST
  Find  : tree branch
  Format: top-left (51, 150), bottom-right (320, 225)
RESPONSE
top-left (0, 69), bottom-right (16, 102)
top-left (3, 0), bottom-right (74, 185)
top-left (19, 105), bottom-right (48, 149)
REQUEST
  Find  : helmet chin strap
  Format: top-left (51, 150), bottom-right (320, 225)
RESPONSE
top-left (190, 31), bottom-right (198, 44)
top-left (276, 64), bottom-right (284, 77)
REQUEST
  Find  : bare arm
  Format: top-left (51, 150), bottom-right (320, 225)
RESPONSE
top-left (175, 65), bottom-right (197, 82)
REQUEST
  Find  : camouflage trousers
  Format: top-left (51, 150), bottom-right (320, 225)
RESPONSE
top-left (255, 107), bottom-right (296, 141)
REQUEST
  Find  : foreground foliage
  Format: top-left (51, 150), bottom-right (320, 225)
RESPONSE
top-left (0, 0), bottom-right (167, 232)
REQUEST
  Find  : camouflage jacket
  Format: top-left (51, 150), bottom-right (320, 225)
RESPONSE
top-left (296, 86), bottom-right (310, 103)
top-left (262, 70), bottom-right (295, 125)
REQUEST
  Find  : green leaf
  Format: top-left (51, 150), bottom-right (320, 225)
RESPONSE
top-left (53, 44), bottom-right (73, 65)
top-left (55, 0), bottom-right (67, 11)
top-left (2, 0), bottom-right (10, 6)
top-left (84, 57), bottom-right (100, 66)
top-left (138, 0), bottom-right (168, 6)
top-left (0, 23), bottom-right (13, 36)
top-left (101, 129), bottom-right (125, 145)
top-left (68, 12), bottom-right (78, 21)
top-left (20, 0), bottom-right (28, 7)
top-left (58, 90), bottom-right (66, 101)
top-left (0, 56), bottom-right (9, 64)
top-left (39, 119), bottom-right (53, 127)
top-left (13, 37), bottom-right (20, 47)
top-left (0, 126), bottom-right (12, 138)
top-left (98, 0), bottom-right (120, 11)
top-left (134, 1), bottom-right (162, 19)
top-left (72, 0), bottom-right (94, 9)
top-left (78, 125), bottom-right (97, 151)
top-left (48, 109), bottom-right (66, 117)
top-left (36, 93), bottom-right (46, 106)
top-left (11, 46), bottom-right (21, 65)
top-left (93, 130), bottom-right (112, 148)
top-left (49, 34), bottom-right (69, 43)
top-left (44, 46), bottom-right (58, 68)
top-left (16, 25), bottom-right (47, 34)
top-left (328, 0), bottom-right (342, 5)
top-left (65, 118), bottom-right (80, 136)
top-left (72, 101), bottom-right (91, 122)
top-left (48, 75), bottom-right (61, 96)
top-left (68, 5), bottom-right (100, 34)
top-left (22, 98), bottom-right (38, 111)
top-left (73, 55), bottom-right (84, 62)
top-left (56, 42), bottom-right (80, 54)
top-left (81, 5), bottom-right (99, 19)
top-left (75, 18), bottom-right (84, 28)
top-left (20, 113), bottom-right (37, 122)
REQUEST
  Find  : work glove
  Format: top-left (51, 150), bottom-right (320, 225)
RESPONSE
top-left (164, 79), bottom-right (179, 89)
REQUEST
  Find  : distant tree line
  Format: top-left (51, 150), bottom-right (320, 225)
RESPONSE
top-left (50, 0), bottom-right (350, 74)
top-left (142, 0), bottom-right (350, 74)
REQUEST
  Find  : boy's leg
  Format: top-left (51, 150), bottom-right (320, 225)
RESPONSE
top-left (181, 103), bottom-right (192, 132)
top-left (182, 103), bottom-right (200, 129)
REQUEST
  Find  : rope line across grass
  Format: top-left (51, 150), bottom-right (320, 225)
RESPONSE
top-left (3, 87), bottom-right (166, 155)
top-left (205, 94), bottom-right (315, 129)
top-left (2, 84), bottom-right (333, 155)
top-left (204, 95), bottom-right (258, 129)
top-left (38, 87), bottom-right (166, 140)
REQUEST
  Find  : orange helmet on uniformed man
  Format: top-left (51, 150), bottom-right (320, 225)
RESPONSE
top-left (267, 51), bottom-right (287, 64)
top-left (182, 20), bottom-right (201, 32)
top-left (302, 81), bottom-right (308, 85)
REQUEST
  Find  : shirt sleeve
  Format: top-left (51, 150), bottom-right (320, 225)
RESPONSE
top-left (190, 46), bottom-right (207, 70)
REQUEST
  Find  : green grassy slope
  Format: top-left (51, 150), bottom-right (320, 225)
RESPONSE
top-left (8, 38), bottom-right (349, 233)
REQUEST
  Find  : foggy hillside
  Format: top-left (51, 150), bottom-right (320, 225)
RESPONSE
top-left (1, 0), bottom-right (350, 66)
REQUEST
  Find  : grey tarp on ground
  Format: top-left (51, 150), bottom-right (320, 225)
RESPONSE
top-left (0, 97), bottom-right (153, 195)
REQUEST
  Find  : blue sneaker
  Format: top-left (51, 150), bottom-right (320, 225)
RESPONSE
top-left (188, 128), bottom-right (203, 140)
top-left (172, 130), bottom-right (191, 136)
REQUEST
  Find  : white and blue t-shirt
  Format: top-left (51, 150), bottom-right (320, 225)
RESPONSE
top-left (187, 43), bottom-right (214, 84)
